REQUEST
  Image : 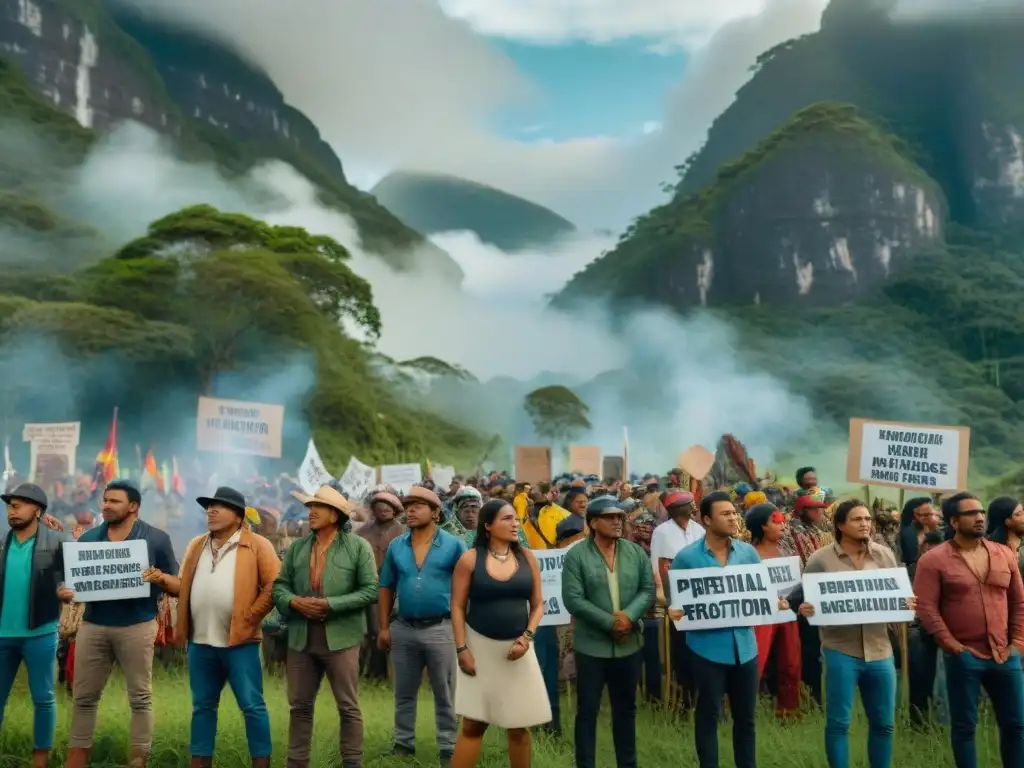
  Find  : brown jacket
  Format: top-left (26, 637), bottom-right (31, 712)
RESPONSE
top-left (174, 528), bottom-right (281, 647)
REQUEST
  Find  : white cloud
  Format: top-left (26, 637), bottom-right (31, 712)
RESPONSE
top-left (437, 0), bottom-right (770, 46)
top-left (114, 0), bottom-right (826, 232)
top-left (642, 120), bottom-right (662, 135)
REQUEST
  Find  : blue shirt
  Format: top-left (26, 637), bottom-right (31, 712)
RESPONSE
top-left (380, 528), bottom-right (466, 620)
top-left (671, 538), bottom-right (762, 666)
top-left (77, 519), bottom-right (178, 627)
top-left (0, 533), bottom-right (58, 638)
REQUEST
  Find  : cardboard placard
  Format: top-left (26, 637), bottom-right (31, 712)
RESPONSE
top-left (846, 418), bottom-right (970, 492)
top-left (515, 446), bottom-right (552, 485)
top-left (602, 456), bottom-right (624, 481)
top-left (196, 397), bottom-right (284, 458)
top-left (677, 444), bottom-right (716, 481)
top-left (568, 445), bottom-right (601, 475)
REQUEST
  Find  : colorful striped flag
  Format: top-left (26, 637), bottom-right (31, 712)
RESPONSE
top-left (90, 408), bottom-right (120, 492)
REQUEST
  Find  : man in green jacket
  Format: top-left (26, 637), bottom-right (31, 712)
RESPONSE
top-left (272, 485), bottom-right (378, 768)
top-left (562, 495), bottom-right (655, 768)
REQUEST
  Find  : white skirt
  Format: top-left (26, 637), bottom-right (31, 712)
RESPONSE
top-left (454, 625), bottom-right (553, 729)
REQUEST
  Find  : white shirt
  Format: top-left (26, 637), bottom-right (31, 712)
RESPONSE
top-left (650, 518), bottom-right (706, 565)
top-left (190, 530), bottom-right (241, 647)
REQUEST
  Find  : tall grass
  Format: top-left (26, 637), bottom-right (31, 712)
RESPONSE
top-left (0, 665), bottom-right (1000, 766)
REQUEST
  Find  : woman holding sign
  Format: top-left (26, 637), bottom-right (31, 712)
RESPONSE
top-left (449, 499), bottom-right (549, 768)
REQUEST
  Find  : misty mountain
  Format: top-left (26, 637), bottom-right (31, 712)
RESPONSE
top-left (556, 1), bottom-right (1024, 482)
top-left (372, 171), bottom-right (577, 252)
top-left (0, 0), bottom-right (463, 282)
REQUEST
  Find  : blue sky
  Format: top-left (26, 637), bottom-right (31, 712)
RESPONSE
top-left (491, 39), bottom-right (687, 141)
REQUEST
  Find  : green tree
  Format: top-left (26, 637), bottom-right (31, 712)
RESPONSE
top-left (523, 385), bottom-right (592, 446)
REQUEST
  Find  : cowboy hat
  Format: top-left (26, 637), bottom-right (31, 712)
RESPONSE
top-left (196, 486), bottom-right (247, 516)
top-left (300, 485), bottom-right (351, 517)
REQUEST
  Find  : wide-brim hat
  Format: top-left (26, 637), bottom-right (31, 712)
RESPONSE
top-left (1, 482), bottom-right (48, 510)
top-left (402, 486), bottom-right (442, 510)
top-left (300, 485), bottom-right (351, 517)
top-left (369, 491), bottom-right (404, 513)
top-left (196, 486), bottom-right (247, 516)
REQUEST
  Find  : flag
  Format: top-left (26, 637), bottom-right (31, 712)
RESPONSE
top-left (424, 457), bottom-right (433, 481)
top-left (2, 438), bottom-right (14, 485)
top-left (144, 448), bottom-right (165, 494)
top-left (161, 461), bottom-right (171, 496)
top-left (171, 457), bottom-right (185, 496)
top-left (91, 408), bottom-right (119, 492)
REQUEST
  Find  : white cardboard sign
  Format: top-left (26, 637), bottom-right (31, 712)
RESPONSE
top-left (63, 541), bottom-right (150, 603)
top-left (803, 567), bottom-right (914, 626)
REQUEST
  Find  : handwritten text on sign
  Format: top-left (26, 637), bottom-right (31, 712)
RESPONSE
top-left (537, 547), bottom-right (571, 627)
top-left (803, 567), bottom-right (914, 627)
top-left (196, 396), bottom-right (285, 459)
top-left (848, 418), bottom-right (968, 492)
top-left (63, 541), bottom-right (150, 603)
top-left (669, 563), bottom-right (792, 631)
top-left (766, 556), bottom-right (801, 625)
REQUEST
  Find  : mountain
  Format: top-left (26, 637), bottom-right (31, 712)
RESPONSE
top-left (556, 3), bottom-right (1024, 482)
top-left (0, 0), bottom-right (464, 282)
top-left (372, 171), bottom-right (576, 251)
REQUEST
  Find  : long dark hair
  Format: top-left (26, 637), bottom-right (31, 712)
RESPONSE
top-left (475, 499), bottom-right (521, 551)
top-left (832, 498), bottom-right (866, 543)
top-left (987, 496), bottom-right (1020, 546)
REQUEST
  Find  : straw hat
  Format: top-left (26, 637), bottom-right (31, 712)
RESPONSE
top-left (300, 485), bottom-right (351, 517)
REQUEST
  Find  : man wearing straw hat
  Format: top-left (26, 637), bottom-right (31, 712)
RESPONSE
top-left (273, 485), bottom-right (378, 768)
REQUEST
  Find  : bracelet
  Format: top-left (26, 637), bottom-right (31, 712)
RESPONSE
top-left (523, 629), bottom-right (536, 641)
top-left (456, 645), bottom-right (468, 654)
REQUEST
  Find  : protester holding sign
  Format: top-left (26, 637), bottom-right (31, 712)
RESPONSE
top-left (0, 483), bottom-right (67, 768)
top-left (142, 486), bottom-right (281, 768)
top-left (450, 499), bottom-right (550, 767)
top-left (60, 480), bottom-right (177, 768)
top-left (746, 501), bottom-right (802, 718)
top-left (670, 491), bottom-right (782, 768)
top-left (914, 491), bottom-right (1024, 768)
top-left (796, 499), bottom-right (916, 768)
top-left (561, 496), bottom-right (654, 768)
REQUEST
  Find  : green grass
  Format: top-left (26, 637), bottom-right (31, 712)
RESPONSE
top-left (0, 664), bottom-right (1005, 766)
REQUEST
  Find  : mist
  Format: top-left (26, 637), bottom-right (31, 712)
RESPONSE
top-left (0, 121), bottom-right (822, 473)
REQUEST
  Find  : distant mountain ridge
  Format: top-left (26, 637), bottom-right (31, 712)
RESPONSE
top-left (373, 170), bottom-right (576, 251)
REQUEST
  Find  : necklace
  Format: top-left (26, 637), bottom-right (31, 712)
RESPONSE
top-left (489, 548), bottom-right (511, 562)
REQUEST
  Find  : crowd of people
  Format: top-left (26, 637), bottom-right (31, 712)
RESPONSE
top-left (1, 460), bottom-right (1023, 768)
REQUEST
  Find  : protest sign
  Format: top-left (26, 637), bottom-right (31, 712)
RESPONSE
top-left (514, 446), bottom-right (551, 485)
top-left (339, 456), bottom-right (375, 500)
top-left (536, 547), bottom-right (571, 627)
top-left (846, 418), bottom-right (970, 492)
top-left (803, 567), bottom-right (914, 626)
top-left (23, 422), bottom-right (80, 490)
top-left (431, 465), bottom-right (456, 489)
top-left (765, 556), bottom-right (801, 624)
top-left (196, 397), bottom-right (284, 458)
top-left (297, 439), bottom-right (334, 494)
top-left (63, 540), bottom-right (150, 603)
top-left (668, 563), bottom-right (790, 631)
top-left (568, 446), bottom-right (601, 476)
top-left (677, 444), bottom-right (716, 481)
top-left (380, 463), bottom-right (422, 494)
top-left (602, 456), bottom-right (624, 481)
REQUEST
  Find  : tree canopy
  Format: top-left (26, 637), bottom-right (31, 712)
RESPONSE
top-left (523, 385), bottom-right (592, 446)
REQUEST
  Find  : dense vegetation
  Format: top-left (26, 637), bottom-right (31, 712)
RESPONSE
top-left (372, 171), bottom-right (576, 251)
top-left (554, 7), bottom-right (1024, 486)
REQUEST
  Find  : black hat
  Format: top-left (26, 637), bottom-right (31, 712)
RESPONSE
top-left (585, 495), bottom-right (624, 522)
top-left (1, 482), bottom-right (48, 510)
top-left (196, 486), bottom-right (247, 516)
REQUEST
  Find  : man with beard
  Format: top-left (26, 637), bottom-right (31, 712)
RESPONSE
top-left (356, 490), bottom-right (405, 680)
top-left (797, 499), bottom-right (913, 768)
top-left (0, 483), bottom-right (67, 768)
top-left (562, 496), bottom-right (655, 768)
top-left (378, 487), bottom-right (466, 765)
top-left (916, 491), bottom-right (1024, 768)
top-left (61, 480), bottom-right (178, 768)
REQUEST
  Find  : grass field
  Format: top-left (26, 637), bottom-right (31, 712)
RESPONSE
top-left (0, 665), bottom-right (1002, 767)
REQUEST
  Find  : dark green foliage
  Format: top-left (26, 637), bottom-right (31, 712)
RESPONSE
top-left (523, 385), bottom-right (592, 446)
top-left (373, 171), bottom-right (576, 251)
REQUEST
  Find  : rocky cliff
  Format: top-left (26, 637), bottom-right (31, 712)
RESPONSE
top-left (0, 0), bottom-right (463, 280)
top-left (561, 104), bottom-right (943, 306)
top-left (372, 171), bottom-right (577, 251)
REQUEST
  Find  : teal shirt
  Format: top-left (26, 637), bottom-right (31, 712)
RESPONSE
top-left (0, 534), bottom-right (58, 638)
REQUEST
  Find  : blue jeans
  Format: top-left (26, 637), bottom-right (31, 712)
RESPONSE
top-left (0, 632), bottom-right (59, 749)
top-left (945, 648), bottom-right (1024, 768)
top-left (823, 648), bottom-right (896, 768)
top-left (188, 642), bottom-right (272, 757)
top-left (534, 625), bottom-right (561, 730)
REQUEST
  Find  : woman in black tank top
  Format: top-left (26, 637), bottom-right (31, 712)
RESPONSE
top-left (450, 499), bottom-right (551, 767)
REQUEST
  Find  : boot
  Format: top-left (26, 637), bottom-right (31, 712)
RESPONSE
top-left (64, 747), bottom-right (89, 768)
top-left (189, 759), bottom-right (213, 768)
top-left (128, 748), bottom-right (149, 768)
top-left (32, 749), bottom-right (50, 768)
top-left (251, 757), bottom-right (271, 768)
